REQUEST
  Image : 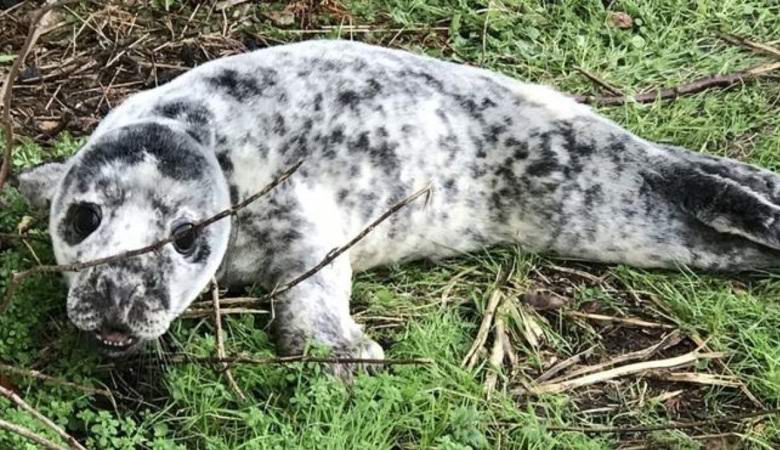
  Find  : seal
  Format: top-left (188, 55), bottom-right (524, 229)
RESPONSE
top-left (14, 40), bottom-right (780, 369)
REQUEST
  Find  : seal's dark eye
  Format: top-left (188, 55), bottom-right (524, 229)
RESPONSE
top-left (172, 223), bottom-right (197, 255)
top-left (70, 203), bottom-right (101, 238)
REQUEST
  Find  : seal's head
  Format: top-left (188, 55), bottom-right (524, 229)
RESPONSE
top-left (15, 120), bottom-right (231, 356)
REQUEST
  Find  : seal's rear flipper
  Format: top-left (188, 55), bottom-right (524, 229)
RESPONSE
top-left (645, 163), bottom-right (780, 251)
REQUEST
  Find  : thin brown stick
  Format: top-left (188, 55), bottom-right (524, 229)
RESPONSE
top-left (103, 354), bottom-right (433, 369)
top-left (0, 418), bottom-right (68, 450)
top-left (0, 0), bottom-right (76, 191)
top-left (643, 371), bottom-right (741, 387)
top-left (103, 184), bottom-right (428, 315)
top-left (563, 311), bottom-right (675, 329)
top-left (210, 279), bottom-right (246, 401)
top-left (534, 345), bottom-right (596, 383)
top-left (719, 32), bottom-right (780, 60)
top-left (692, 332), bottom-right (764, 409)
top-left (575, 67), bottom-right (623, 96)
top-left (530, 349), bottom-right (726, 395)
top-left (0, 233), bottom-right (49, 242)
top-left (0, 161), bottom-right (302, 314)
top-left (270, 26), bottom-right (449, 35)
top-left (190, 297), bottom-right (262, 308)
top-left (547, 264), bottom-right (605, 284)
top-left (181, 307), bottom-right (268, 319)
top-left (462, 287), bottom-right (503, 370)
top-left (484, 300), bottom-right (507, 398)
top-left (0, 362), bottom-right (113, 399)
top-left (574, 61), bottom-right (780, 106)
top-left (544, 407), bottom-right (780, 433)
top-left (0, 384), bottom-right (86, 450)
top-left (261, 184), bottom-right (431, 303)
top-left (544, 331), bottom-right (682, 385)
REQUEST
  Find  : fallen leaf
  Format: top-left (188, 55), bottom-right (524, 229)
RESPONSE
top-left (266, 10), bottom-right (296, 26)
top-left (37, 120), bottom-right (60, 133)
top-left (0, 374), bottom-right (19, 395)
top-left (607, 11), bottom-right (633, 29)
top-left (580, 301), bottom-right (601, 314)
top-left (663, 394), bottom-right (683, 414)
top-left (522, 290), bottom-right (568, 311)
top-left (16, 216), bottom-right (35, 234)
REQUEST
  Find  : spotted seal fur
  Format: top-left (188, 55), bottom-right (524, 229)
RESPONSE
top-left (14, 40), bottom-right (780, 369)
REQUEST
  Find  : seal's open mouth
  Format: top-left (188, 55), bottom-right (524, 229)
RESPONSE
top-left (93, 327), bottom-right (140, 355)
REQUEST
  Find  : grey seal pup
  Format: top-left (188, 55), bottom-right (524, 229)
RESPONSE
top-left (15, 40), bottom-right (780, 371)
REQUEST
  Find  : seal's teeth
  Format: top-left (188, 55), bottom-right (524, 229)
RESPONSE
top-left (97, 335), bottom-right (134, 348)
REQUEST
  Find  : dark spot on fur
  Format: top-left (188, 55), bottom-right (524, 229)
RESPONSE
top-left (526, 132), bottom-right (560, 177)
top-left (329, 127), bottom-right (345, 144)
top-left (216, 152), bottom-right (233, 173)
top-left (154, 99), bottom-right (213, 145)
top-left (66, 123), bottom-right (207, 190)
top-left (338, 90), bottom-right (360, 109)
top-left (481, 97), bottom-right (497, 109)
top-left (206, 68), bottom-right (276, 100)
top-left (192, 240), bottom-right (211, 264)
top-left (273, 114), bottom-right (287, 135)
top-left (584, 184), bottom-right (603, 208)
top-left (313, 93), bottom-right (323, 112)
top-left (505, 137), bottom-right (529, 160)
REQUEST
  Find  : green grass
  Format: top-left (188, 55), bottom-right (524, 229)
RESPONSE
top-left (3, 0), bottom-right (780, 448)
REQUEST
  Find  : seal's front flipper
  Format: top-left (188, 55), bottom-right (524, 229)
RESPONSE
top-left (644, 163), bottom-right (780, 251)
top-left (11, 161), bottom-right (68, 210)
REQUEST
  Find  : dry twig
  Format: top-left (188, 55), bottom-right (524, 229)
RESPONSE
top-left (0, 161), bottom-right (302, 313)
top-left (104, 354), bottom-right (432, 369)
top-left (1, 0), bottom-right (76, 191)
top-left (462, 286), bottom-right (504, 370)
top-left (534, 345), bottom-right (596, 383)
top-left (689, 332), bottom-right (764, 408)
top-left (543, 331), bottom-right (682, 385)
top-left (544, 407), bottom-right (780, 433)
top-left (181, 307), bottom-right (268, 319)
top-left (262, 184), bottom-right (431, 304)
top-left (0, 362), bottom-right (113, 400)
top-left (530, 349), bottom-right (725, 395)
top-left (484, 300), bottom-right (508, 398)
top-left (643, 371), bottom-right (741, 387)
top-left (0, 418), bottom-right (68, 450)
top-left (0, 384), bottom-right (86, 450)
top-left (575, 61), bottom-right (780, 106)
top-left (575, 67), bottom-right (623, 96)
top-left (210, 279), bottom-right (246, 401)
top-left (719, 32), bottom-right (780, 59)
top-left (173, 184), bottom-right (430, 313)
top-left (563, 311), bottom-right (674, 329)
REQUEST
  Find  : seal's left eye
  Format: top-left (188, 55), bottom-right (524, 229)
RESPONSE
top-left (172, 223), bottom-right (198, 255)
top-left (71, 203), bottom-right (101, 238)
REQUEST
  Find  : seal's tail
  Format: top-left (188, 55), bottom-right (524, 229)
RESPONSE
top-left (648, 145), bottom-right (780, 251)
